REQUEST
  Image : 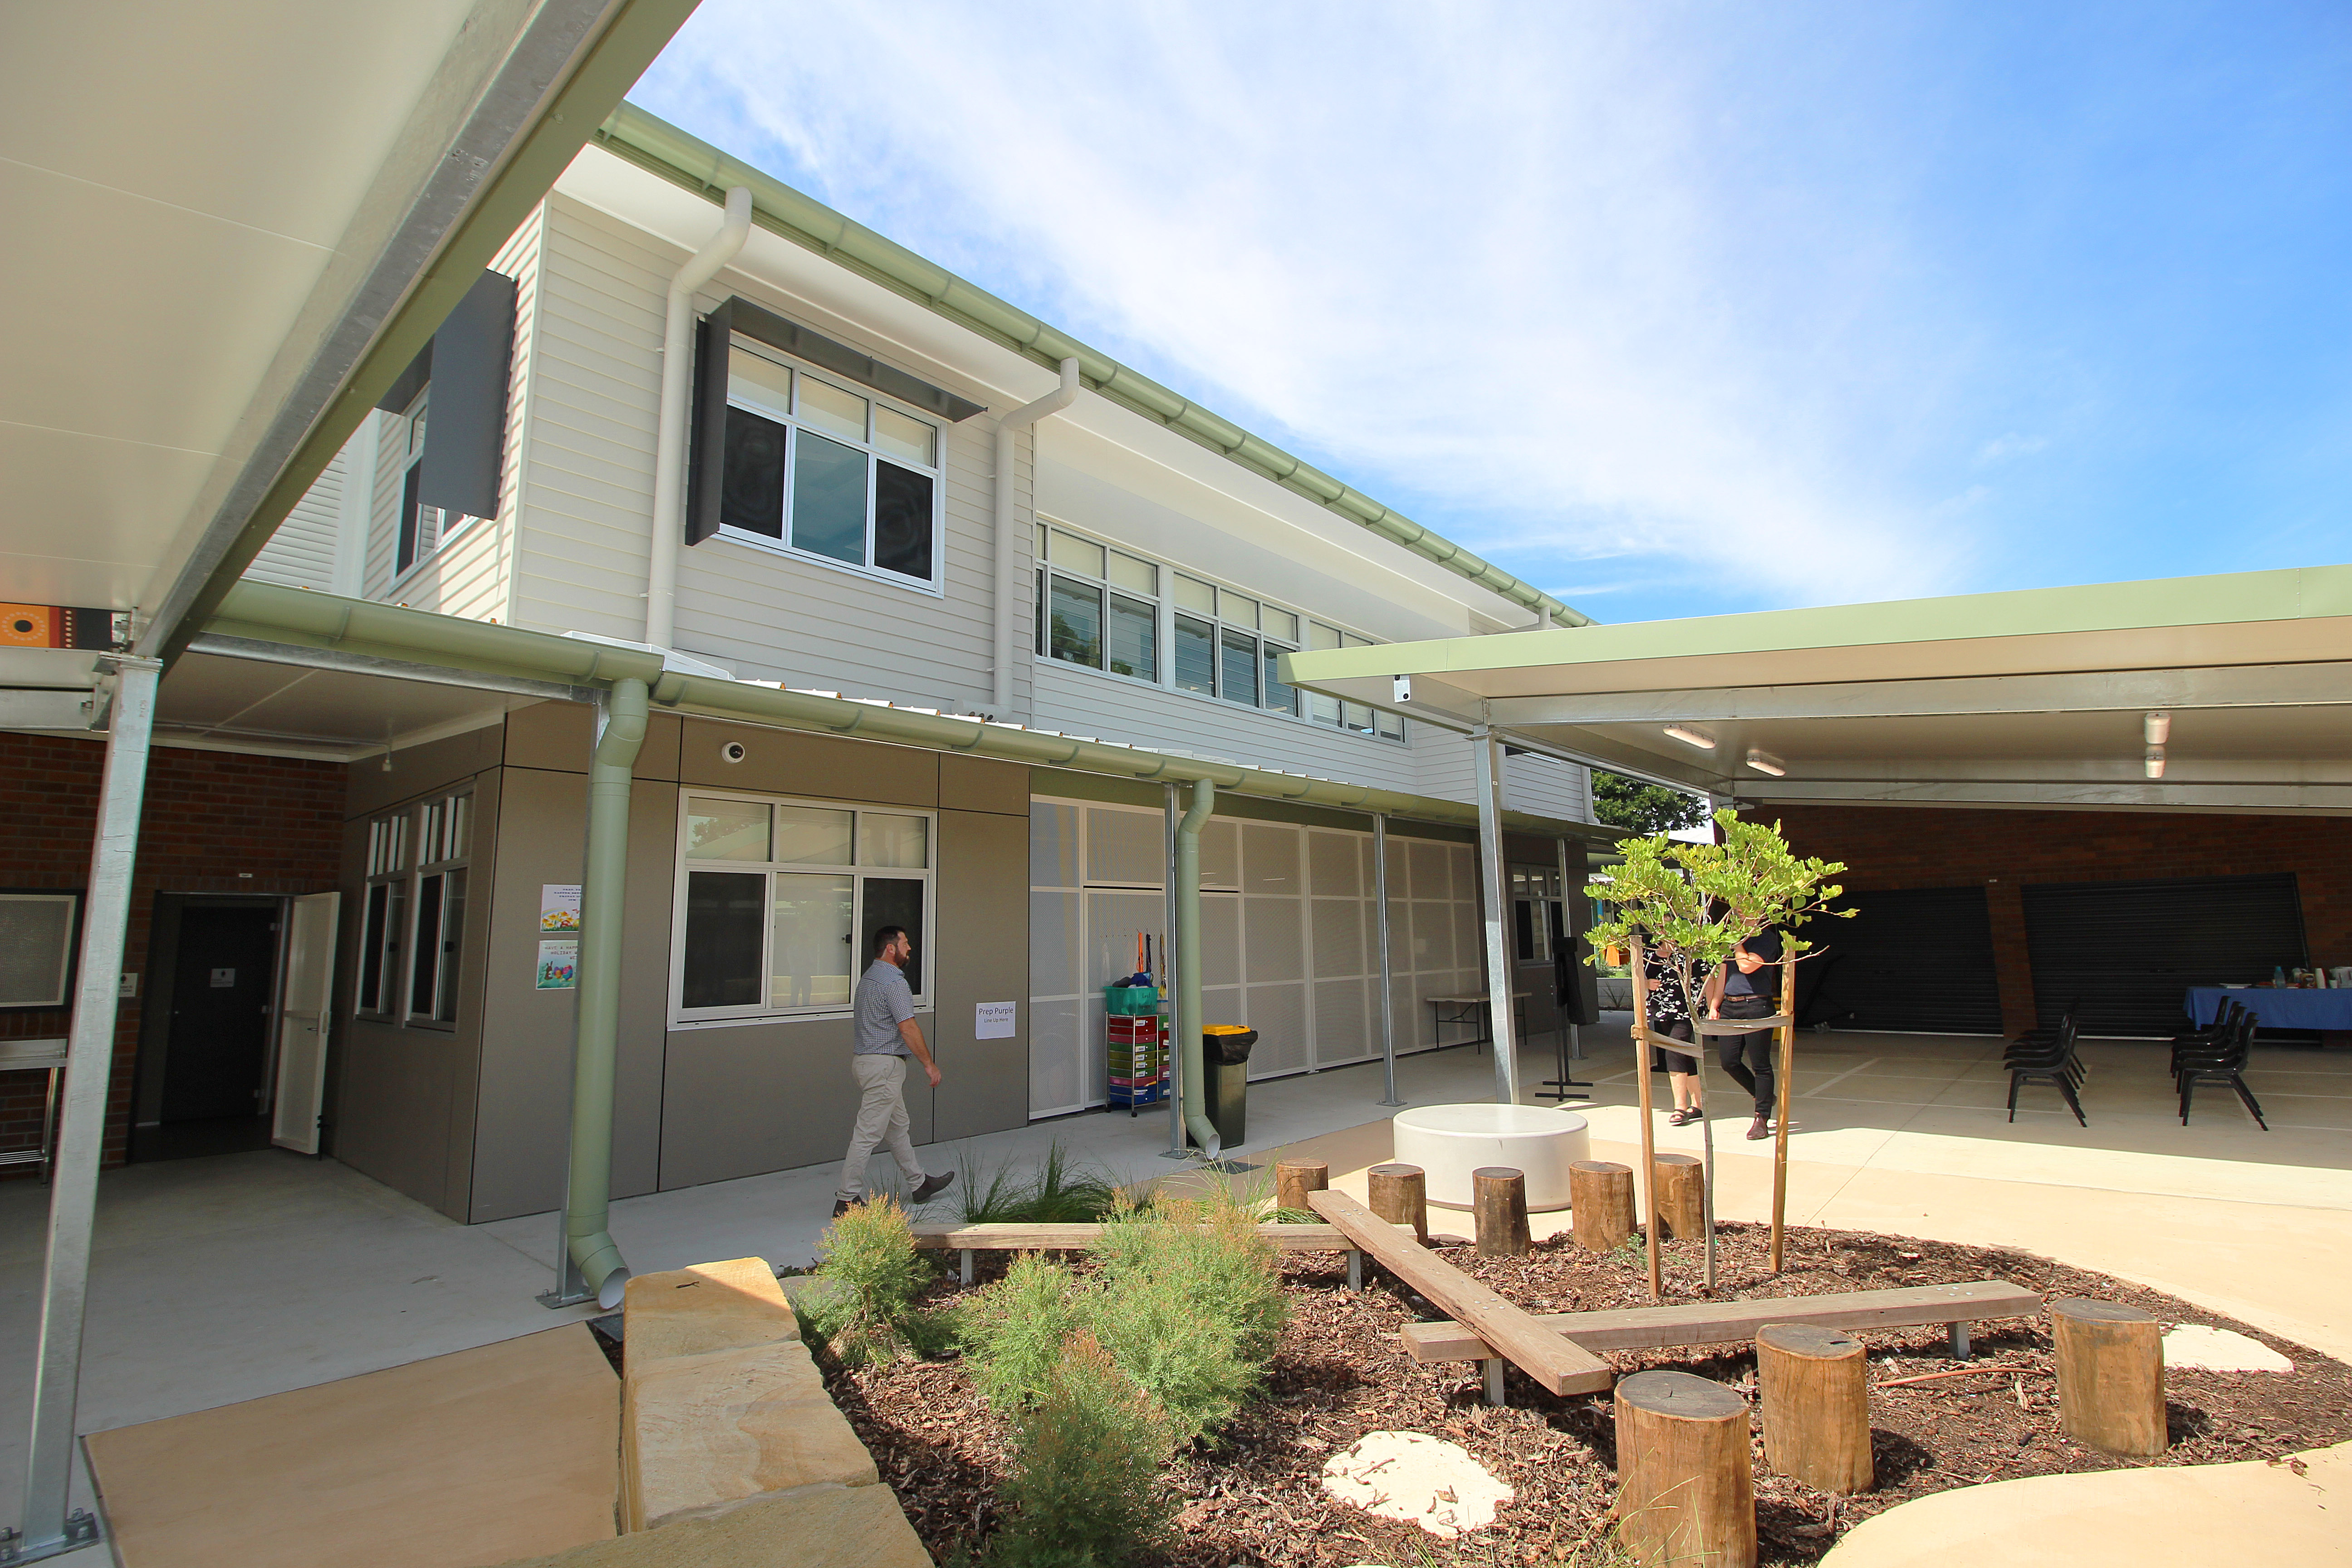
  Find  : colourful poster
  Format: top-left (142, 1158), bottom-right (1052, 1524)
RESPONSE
top-left (540, 884), bottom-right (582, 931)
top-left (535, 939), bottom-right (578, 990)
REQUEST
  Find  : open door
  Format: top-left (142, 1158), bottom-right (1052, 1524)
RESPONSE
top-left (271, 891), bottom-right (339, 1153)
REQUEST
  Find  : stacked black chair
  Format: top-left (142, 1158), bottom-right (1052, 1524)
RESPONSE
top-left (2175, 1004), bottom-right (2268, 1130)
top-left (2006, 1008), bottom-right (2086, 1126)
top-left (2171, 998), bottom-right (2242, 1074)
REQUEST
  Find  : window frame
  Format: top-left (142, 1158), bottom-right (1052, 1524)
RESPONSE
top-left (356, 794), bottom-right (472, 1028)
top-left (1030, 519), bottom-right (1403, 741)
top-left (668, 789), bottom-right (940, 1026)
top-left (708, 335), bottom-right (951, 597)
top-left (387, 392), bottom-right (481, 587)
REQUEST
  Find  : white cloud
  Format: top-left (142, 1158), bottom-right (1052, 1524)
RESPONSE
top-left (637, 2), bottom-right (1996, 615)
top-left (1976, 431), bottom-right (2050, 464)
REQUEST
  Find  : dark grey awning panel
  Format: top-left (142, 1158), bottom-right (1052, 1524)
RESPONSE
top-left (717, 295), bottom-right (985, 422)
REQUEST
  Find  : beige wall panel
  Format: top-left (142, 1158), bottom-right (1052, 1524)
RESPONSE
top-left (469, 767), bottom-right (586, 1221)
top-left (333, 1022), bottom-right (467, 1219)
top-left (660, 1017), bottom-right (892, 1191)
top-left (441, 767), bottom-right (502, 1211)
top-left (676, 719), bottom-right (938, 807)
top-left (504, 700), bottom-right (593, 774)
top-left (940, 754), bottom-right (1029, 817)
top-left (637, 709), bottom-right (683, 782)
top-left (931, 809), bottom-right (1029, 1142)
top-left (345, 722), bottom-right (503, 818)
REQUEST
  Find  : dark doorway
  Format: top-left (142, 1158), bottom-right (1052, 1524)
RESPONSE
top-left (132, 896), bottom-right (280, 1160)
top-left (1798, 886), bottom-right (2004, 1035)
top-left (2022, 872), bottom-right (2306, 1038)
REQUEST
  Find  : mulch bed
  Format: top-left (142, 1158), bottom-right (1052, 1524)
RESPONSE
top-left (821, 1223), bottom-right (2352, 1566)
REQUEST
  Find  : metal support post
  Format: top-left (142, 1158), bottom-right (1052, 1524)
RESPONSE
top-left (1162, 784), bottom-right (1186, 1156)
top-left (1949, 1321), bottom-right (1972, 1361)
top-left (1346, 1249), bottom-right (1363, 1293)
top-left (1471, 727), bottom-right (1520, 1105)
top-left (1373, 814), bottom-right (1402, 1107)
top-left (1541, 834), bottom-right (1591, 1100)
top-left (13, 657), bottom-right (159, 1564)
top-left (1483, 1359), bottom-right (1507, 1407)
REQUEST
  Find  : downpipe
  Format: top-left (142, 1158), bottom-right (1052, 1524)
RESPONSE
top-left (990, 358), bottom-right (1081, 717)
top-left (563, 676), bottom-right (647, 1308)
top-left (646, 185), bottom-right (752, 647)
top-left (1174, 777), bottom-right (1222, 1161)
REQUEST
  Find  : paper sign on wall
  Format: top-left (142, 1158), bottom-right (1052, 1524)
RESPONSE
top-left (540, 884), bottom-right (582, 932)
top-left (536, 940), bottom-right (578, 990)
top-left (974, 1002), bottom-right (1017, 1040)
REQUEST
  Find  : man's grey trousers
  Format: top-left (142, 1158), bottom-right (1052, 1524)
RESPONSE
top-left (838, 1053), bottom-right (926, 1203)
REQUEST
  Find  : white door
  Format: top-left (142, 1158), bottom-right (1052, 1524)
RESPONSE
top-left (270, 891), bottom-right (339, 1153)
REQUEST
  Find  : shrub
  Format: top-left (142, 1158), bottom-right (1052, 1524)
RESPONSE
top-left (802, 1197), bottom-right (938, 1367)
top-left (988, 1330), bottom-right (1171, 1568)
top-left (1087, 1194), bottom-right (1287, 1442)
top-left (958, 1141), bottom-right (1124, 1225)
top-left (956, 1253), bottom-right (1083, 1412)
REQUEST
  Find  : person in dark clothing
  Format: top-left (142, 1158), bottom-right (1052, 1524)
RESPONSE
top-left (1636, 940), bottom-right (1708, 1126)
top-left (1705, 927), bottom-right (1784, 1140)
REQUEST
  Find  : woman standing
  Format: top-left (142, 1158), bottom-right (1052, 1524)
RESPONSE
top-left (1705, 929), bottom-right (1784, 1140)
top-left (1638, 939), bottom-right (1708, 1127)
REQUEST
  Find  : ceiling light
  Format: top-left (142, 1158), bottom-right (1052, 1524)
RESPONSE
top-left (1664, 725), bottom-right (1716, 750)
top-left (2144, 711), bottom-right (2171, 745)
top-left (1744, 749), bottom-right (1787, 777)
top-left (2145, 747), bottom-right (2166, 779)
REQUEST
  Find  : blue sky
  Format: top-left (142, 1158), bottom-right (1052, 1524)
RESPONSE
top-left (633, 2), bottom-right (2350, 624)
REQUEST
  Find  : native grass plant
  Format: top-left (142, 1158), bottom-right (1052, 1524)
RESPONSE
top-left (987, 1329), bottom-right (1175, 1568)
top-left (800, 1196), bottom-right (951, 1366)
top-left (956, 1140), bottom-right (1124, 1225)
top-left (1586, 808), bottom-right (1853, 1021)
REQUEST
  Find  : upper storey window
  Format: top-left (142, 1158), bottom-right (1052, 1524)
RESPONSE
top-left (716, 341), bottom-right (946, 588)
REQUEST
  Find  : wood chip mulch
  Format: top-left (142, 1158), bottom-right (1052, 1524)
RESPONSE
top-left (819, 1222), bottom-right (2352, 1566)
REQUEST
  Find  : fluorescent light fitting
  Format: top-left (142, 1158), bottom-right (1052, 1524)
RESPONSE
top-left (2144, 747), bottom-right (2166, 779)
top-left (2144, 711), bottom-right (2171, 745)
top-left (1744, 749), bottom-right (1788, 777)
top-left (1664, 725), bottom-right (1716, 750)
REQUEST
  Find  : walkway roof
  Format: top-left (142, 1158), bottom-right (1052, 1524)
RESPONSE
top-left (0, 1), bottom-right (697, 662)
top-left (1283, 565), bottom-right (2352, 815)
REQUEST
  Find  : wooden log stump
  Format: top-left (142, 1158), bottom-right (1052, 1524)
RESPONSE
top-left (1651, 1153), bottom-right (1704, 1242)
top-left (1274, 1159), bottom-right (1328, 1215)
top-left (2051, 1298), bottom-right (2166, 1457)
top-left (1571, 1161), bottom-right (1636, 1253)
top-left (1473, 1167), bottom-right (1531, 1257)
top-left (1756, 1323), bottom-right (1873, 1494)
top-left (1613, 1370), bottom-right (1757, 1568)
top-left (1367, 1162), bottom-right (1427, 1243)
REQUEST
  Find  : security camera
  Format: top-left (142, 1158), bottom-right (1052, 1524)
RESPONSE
top-left (1392, 675), bottom-right (1412, 704)
top-left (720, 741), bottom-right (747, 764)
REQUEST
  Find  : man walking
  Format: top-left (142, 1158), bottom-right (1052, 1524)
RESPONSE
top-left (835, 925), bottom-right (953, 1217)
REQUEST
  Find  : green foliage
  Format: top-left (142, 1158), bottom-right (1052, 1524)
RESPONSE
top-left (803, 1197), bottom-right (938, 1367)
top-left (957, 1141), bottom-right (1124, 1224)
top-left (1269, 1206), bottom-right (1318, 1225)
top-left (1591, 769), bottom-right (1711, 837)
top-left (957, 1253), bottom-right (1085, 1413)
top-left (1586, 808), bottom-right (1853, 1021)
top-left (986, 1330), bottom-right (1172, 1568)
top-left (957, 1191), bottom-right (1288, 1449)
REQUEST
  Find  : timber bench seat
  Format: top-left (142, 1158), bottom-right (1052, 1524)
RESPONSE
top-left (911, 1219), bottom-right (1411, 1287)
top-left (1400, 1279), bottom-right (2042, 1367)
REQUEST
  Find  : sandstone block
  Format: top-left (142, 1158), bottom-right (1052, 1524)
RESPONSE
top-left (623, 1259), bottom-right (797, 1378)
top-left (623, 1341), bottom-right (876, 1532)
top-left (494, 1481), bottom-right (931, 1568)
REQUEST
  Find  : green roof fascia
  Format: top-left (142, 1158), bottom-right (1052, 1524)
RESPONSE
top-left (589, 102), bottom-right (1592, 631)
top-left (1283, 564), bottom-right (2352, 684)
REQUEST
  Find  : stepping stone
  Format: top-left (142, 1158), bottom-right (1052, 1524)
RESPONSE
top-left (1320, 1431), bottom-right (1514, 1538)
top-left (2161, 1324), bottom-right (2293, 1372)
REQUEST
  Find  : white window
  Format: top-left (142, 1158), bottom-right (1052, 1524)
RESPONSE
top-left (715, 340), bottom-right (946, 591)
top-left (0, 892), bottom-right (80, 1009)
top-left (671, 792), bottom-right (936, 1021)
top-left (1033, 522), bottom-right (1403, 740)
top-left (356, 793), bottom-right (470, 1026)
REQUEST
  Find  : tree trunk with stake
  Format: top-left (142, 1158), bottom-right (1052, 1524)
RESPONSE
top-left (1630, 935), bottom-right (1664, 1303)
top-left (1771, 952), bottom-right (1796, 1272)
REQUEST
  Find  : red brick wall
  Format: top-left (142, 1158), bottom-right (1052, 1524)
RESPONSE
top-left (1747, 803), bottom-right (2352, 1036)
top-left (1, 734), bottom-right (345, 1168)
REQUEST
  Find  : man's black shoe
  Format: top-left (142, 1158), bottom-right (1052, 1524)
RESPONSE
top-left (832, 1198), bottom-right (853, 1218)
top-left (911, 1171), bottom-right (956, 1204)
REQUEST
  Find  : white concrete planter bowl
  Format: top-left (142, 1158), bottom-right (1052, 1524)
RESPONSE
top-left (1391, 1103), bottom-right (1591, 1211)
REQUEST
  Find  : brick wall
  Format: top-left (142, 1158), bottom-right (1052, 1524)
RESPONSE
top-left (1, 733), bottom-right (346, 1169)
top-left (1748, 803), bottom-right (2352, 1036)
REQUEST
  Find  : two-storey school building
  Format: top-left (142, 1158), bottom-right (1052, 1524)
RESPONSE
top-left (4, 104), bottom-right (1618, 1233)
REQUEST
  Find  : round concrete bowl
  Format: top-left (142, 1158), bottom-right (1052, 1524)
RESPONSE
top-left (1391, 1103), bottom-right (1591, 1211)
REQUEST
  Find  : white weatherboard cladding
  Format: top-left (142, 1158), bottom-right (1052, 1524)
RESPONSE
top-left (1027, 796), bottom-right (1483, 1116)
top-left (519, 196), bottom-right (1012, 714)
top-left (1414, 737), bottom-right (1594, 823)
top-left (243, 444), bottom-right (345, 589)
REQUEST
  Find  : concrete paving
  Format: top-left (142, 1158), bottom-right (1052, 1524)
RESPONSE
top-left (0, 1018), bottom-right (2342, 1552)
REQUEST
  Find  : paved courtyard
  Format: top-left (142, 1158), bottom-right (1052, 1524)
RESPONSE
top-left (3, 1019), bottom-right (2346, 1535)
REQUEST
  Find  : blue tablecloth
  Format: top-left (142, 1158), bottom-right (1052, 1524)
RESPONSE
top-left (2185, 986), bottom-right (2352, 1030)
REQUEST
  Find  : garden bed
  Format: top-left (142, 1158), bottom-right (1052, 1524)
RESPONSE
top-left (820, 1221), bottom-right (2352, 1567)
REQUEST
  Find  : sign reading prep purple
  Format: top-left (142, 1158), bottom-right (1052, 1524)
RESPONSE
top-left (2186, 986), bottom-right (2352, 1030)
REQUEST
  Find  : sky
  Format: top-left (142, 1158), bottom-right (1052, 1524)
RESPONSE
top-left (632, 2), bottom-right (2351, 625)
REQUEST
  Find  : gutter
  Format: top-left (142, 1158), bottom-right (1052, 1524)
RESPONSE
top-left (588, 103), bottom-right (1595, 632)
top-left (207, 583), bottom-right (1612, 843)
